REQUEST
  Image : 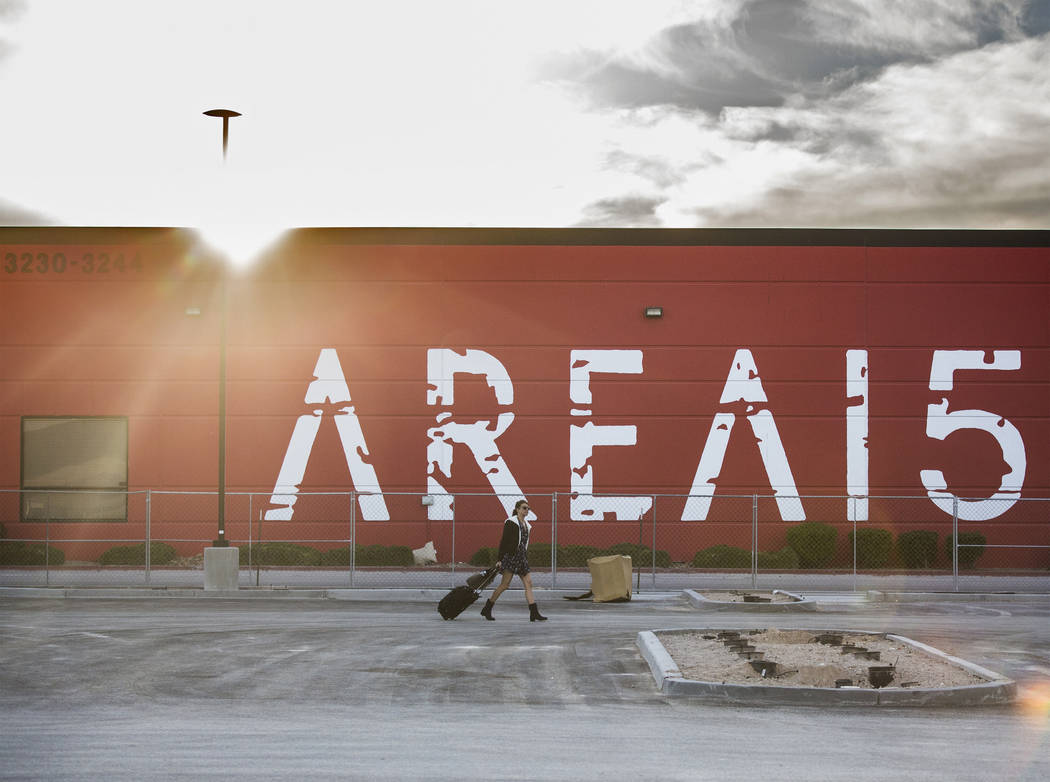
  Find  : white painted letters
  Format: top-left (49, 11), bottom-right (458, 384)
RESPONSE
top-left (683, 350), bottom-right (804, 520)
top-left (920, 350), bottom-right (1026, 521)
top-left (846, 350), bottom-right (869, 521)
top-left (569, 350), bottom-right (652, 520)
top-left (266, 349), bottom-right (389, 521)
top-left (426, 348), bottom-right (530, 521)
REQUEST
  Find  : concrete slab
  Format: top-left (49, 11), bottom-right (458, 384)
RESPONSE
top-left (1, 595), bottom-right (1047, 780)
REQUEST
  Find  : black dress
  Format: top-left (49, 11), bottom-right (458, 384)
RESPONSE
top-left (498, 519), bottom-right (531, 576)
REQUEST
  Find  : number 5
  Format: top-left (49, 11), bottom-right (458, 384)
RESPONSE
top-left (920, 350), bottom-right (1026, 521)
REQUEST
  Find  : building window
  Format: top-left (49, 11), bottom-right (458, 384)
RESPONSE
top-left (21, 417), bottom-right (128, 522)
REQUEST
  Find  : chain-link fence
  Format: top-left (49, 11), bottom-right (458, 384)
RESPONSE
top-left (1, 489), bottom-right (1047, 591)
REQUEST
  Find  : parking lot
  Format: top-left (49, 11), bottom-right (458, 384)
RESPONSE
top-left (2, 591), bottom-right (1049, 780)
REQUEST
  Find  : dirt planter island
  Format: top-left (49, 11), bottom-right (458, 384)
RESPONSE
top-left (637, 628), bottom-right (1016, 707)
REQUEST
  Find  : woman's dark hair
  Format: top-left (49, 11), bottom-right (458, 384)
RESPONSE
top-left (513, 500), bottom-right (528, 513)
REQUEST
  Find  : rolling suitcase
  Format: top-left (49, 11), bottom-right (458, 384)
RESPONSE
top-left (437, 565), bottom-right (499, 620)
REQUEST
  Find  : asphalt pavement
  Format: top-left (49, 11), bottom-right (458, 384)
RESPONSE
top-left (1, 591), bottom-right (1049, 781)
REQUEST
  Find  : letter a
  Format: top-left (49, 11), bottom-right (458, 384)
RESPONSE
top-left (683, 350), bottom-right (804, 521)
top-left (266, 349), bottom-right (389, 521)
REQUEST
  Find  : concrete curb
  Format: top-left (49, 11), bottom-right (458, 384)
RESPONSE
top-left (0, 587), bottom-right (331, 600)
top-left (636, 627), bottom-right (1016, 707)
top-left (684, 589), bottom-right (817, 611)
top-left (868, 590), bottom-right (1050, 603)
top-left (0, 586), bottom-right (683, 603)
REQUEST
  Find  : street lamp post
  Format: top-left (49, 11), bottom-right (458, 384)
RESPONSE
top-left (202, 108), bottom-right (241, 548)
top-left (203, 109), bottom-right (241, 161)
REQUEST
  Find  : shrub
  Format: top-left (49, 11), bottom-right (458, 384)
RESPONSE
top-left (756, 546), bottom-right (800, 570)
top-left (99, 542), bottom-right (177, 566)
top-left (0, 541), bottom-right (66, 566)
top-left (692, 545), bottom-right (751, 569)
top-left (557, 545), bottom-right (602, 567)
top-left (945, 532), bottom-right (987, 569)
top-left (786, 522), bottom-right (838, 568)
top-left (240, 542), bottom-right (320, 567)
top-left (354, 544), bottom-right (414, 567)
top-left (898, 530), bottom-right (938, 568)
top-left (469, 546), bottom-right (498, 566)
top-left (319, 546), bottom-right (351, 567)
top-left (604, 542), bottom-right (671, 568)
top-left (527, 542), bottom-right (554, 567)
top-left (847, 527), bottom-right (894, 569)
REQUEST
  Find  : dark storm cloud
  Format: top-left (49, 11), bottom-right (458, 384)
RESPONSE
top-left (575, 195), bottom-right (666, 227)
top-left (1021, 0), bottom-right (1050, 33)
top-left (543, 0), bottom-right (1042, 114)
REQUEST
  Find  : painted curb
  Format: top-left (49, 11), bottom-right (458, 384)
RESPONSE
top-left (684, 589), bottom-right (817, 611)
top-left (636, 627), bottom-right (1016, 707)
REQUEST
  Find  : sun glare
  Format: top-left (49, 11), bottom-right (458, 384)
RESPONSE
top-left (192, 221), bottom-right (288, 269)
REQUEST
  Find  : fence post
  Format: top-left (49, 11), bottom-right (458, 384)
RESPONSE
top-left (45, 493), bottom-right (51, 588)
top-left (247, 493), bottom-right (253, 586)
top-left (650, 496), bottom-right (657, 591)
top-left (145, 490), bottom-right (151, 586)
top-left (751, 495), bottom-right (758, 589)
top-left (551, 493), bottom-right (558, 590)
top-left (952, 496), bottom-right (959, 592)
top-left (850, 496), bottom-right (857, 593)
top-left (349, 491), bottom-right (356, 588)
top-left (450, 494), bottom-right (456, 589)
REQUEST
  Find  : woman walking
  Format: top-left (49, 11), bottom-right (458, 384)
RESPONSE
top-left (480, 499), bottom-right (547, 621)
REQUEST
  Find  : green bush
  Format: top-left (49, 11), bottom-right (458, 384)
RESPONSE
top-left (469, 546), bottom-right (498, 566)
top-left (557, 545), bottom-right (602, 567)
top-left (319, 546), bottom-right (351, 566)
top-left (692, 545), bottom-right (751, 569)
top-left (354, 544), bottom-right (414, 567)
top-left (0, 524), bottom-right (67, 565)
top-left (756, 546), bottom-right (800, 570)
top-left (99, 542), bottom-right (177, 566)
top-left (0, 541), bottom-right (66, 566)
top-left (847, 527), bottom-right (894, 569)
top-left (527, 542), bottom-right (554, 567)
top-left (240, 542), bottom-right (320, 566)
top-left (786, 522), bottom-right (838, 568)
top-left (945, 532), bottom-right (987, 569)
top-left (898, 530), bottom-right (938, 568)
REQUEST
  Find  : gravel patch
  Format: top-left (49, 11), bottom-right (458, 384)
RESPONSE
top-left (656, 629), bottom-right (989, 689)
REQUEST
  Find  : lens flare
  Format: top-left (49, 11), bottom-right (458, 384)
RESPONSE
top-left (192, 221), bottom-right (288, 269)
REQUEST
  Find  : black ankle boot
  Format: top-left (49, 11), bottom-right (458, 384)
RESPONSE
top-left (480, 599), bottom-right (495, 620)
top-left (529, 602), bottom-right (547, 622)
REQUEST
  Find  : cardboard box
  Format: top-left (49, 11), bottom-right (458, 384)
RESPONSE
top-left (586, 555), bottom-right (632, 602)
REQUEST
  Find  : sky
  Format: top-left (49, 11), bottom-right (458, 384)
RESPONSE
top-left (1, 0), bottom-right (1048, 258)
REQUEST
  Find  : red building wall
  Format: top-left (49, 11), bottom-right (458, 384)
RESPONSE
top-left (2, 228), bottom-right (1048, 563)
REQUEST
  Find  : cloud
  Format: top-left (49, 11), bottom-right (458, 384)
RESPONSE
top-left (0, 197), bottom-right (54, 225)
top-left (0, 0), bottom-right (26, 63)
top-left (568, 3), bottom-right (1050, 229)
top-left (575, 195), bottom-right (666, 227)
top-left (544, 0), bottom-right (1043, 113)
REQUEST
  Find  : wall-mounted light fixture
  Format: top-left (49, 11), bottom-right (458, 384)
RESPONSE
top-left (185, 307), bottom-right (202, 316)
top-left (421, 495), bottom-right (435, 506)
top-left (644, 306), bottom-right (664, 318)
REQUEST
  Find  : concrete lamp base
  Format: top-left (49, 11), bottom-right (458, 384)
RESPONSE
top-left (204, 546), bottom-right (240, 591)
